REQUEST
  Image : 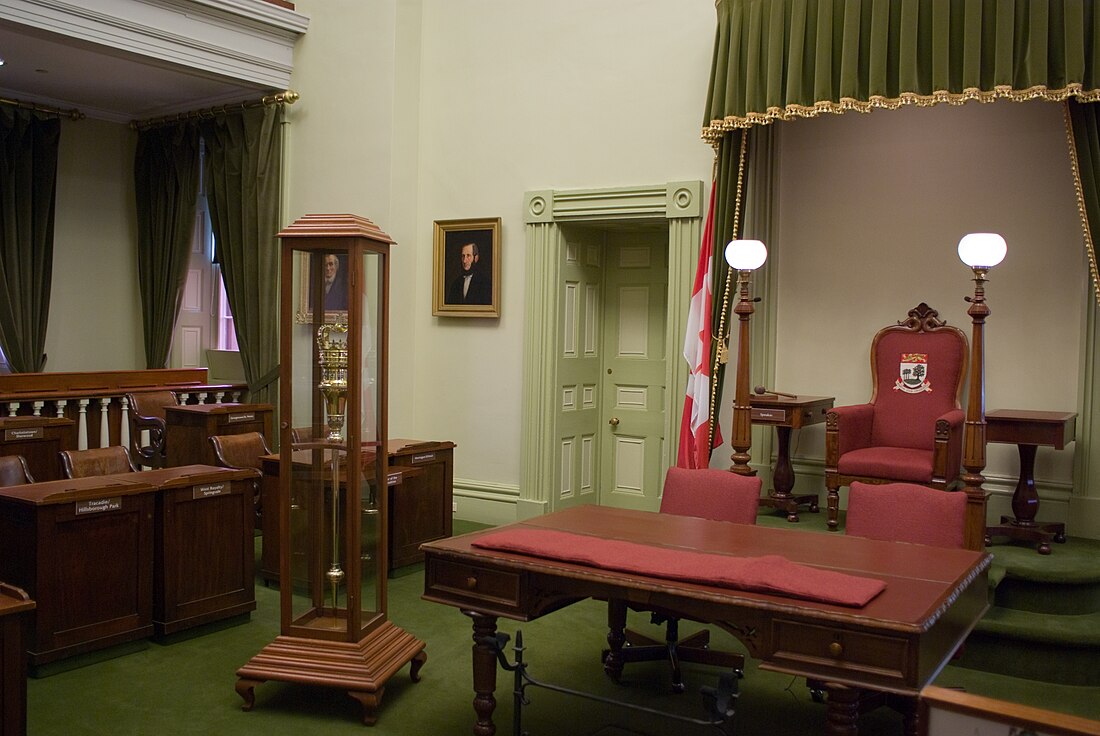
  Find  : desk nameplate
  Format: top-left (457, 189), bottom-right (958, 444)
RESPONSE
top-left (75, 497), bottom-right (122, 515)
top-left (227, 412), bottom-right (256, 423)
top-left (4, 427), bottom-right (43, 441)
top-left (751, 408), bottom-right (789, 423)
top-left (193, 482), bottom-right (228, 499)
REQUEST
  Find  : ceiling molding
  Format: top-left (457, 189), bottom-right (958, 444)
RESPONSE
top-left (0, 0), bottom-right (309, 89)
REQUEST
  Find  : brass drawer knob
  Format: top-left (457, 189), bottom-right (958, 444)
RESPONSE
top-left (466, 576), bottom-right (478, 590)
top-left (828, 641), bottom-right (843, 657)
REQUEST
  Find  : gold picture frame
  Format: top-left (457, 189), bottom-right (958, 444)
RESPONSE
top-left (295, 251), bottom-right (349, 324)
top-left (432, 217), bottom-right (501, 318)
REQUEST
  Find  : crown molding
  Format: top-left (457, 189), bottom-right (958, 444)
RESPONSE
top-left (0, 0), bottom-right (309, 88)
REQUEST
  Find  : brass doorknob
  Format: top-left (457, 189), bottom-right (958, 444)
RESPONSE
top-left (608, 417), bottom-right (620, 427)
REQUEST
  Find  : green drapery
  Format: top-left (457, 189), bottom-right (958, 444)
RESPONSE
top-left (200, 106), bottom-right (283, 409)
top-left (134, 122), bottom-right (201, 368)
top-left (1067, 101), bottom-right (1100, 302)
top-left (704, 0), bottom-right (1100, 142)
top-left (0, 106), bottom-right (59, 373)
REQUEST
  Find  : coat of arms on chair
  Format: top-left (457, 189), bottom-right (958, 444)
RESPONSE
top-left (824, 303), bottom-right (969, 531)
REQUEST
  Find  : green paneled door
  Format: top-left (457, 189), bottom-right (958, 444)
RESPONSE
top-left (599, 231), bottom-right (668, 510)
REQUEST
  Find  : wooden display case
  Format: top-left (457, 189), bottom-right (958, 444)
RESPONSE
top-left (144, 465), bottom-right (258, 636)
top-left (235, 213), bottom-right (425, 725)
top-left (0, 476), bottom-right (157, 666)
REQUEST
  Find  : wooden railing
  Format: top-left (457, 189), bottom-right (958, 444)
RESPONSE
top-left (0, 369), bottom-right (248, 451)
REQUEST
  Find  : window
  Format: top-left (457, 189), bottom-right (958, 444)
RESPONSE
top-left (215, 265), bottom-right (238, 351)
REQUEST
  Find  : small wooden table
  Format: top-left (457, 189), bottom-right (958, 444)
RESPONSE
top-left (750, 394), bottom-right (834, 522)
top-left (984, 409), bottom-right (1076, 555)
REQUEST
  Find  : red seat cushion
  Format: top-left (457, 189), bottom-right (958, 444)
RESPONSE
top-left (845, 481), bottom-right (967, 548)
top-left (837, 446), bottom-right (934, 483)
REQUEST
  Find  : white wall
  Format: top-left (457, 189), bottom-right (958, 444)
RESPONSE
top-left (46, 117), bottom-right (143, 371)
top-left (717, 100), bottom-right (1085, 512)
top-left (412, 0), bottom-right (716, 485)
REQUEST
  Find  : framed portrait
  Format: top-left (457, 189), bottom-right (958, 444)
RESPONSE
top-left (295, 251), bottom-right (349, 323)
top-left (432, 217), bottom-right (501, 318)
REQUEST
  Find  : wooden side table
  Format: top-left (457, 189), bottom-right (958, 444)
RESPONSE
top-left (984, 409), bottom-right (1076, 555)
top-left (750, 394), bottom-right (834, 522)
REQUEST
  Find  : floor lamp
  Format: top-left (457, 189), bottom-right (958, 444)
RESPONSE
top-left (725, 239), bottom-right (768, 476)
top-left (958, 232), bottom-right (1006, 551)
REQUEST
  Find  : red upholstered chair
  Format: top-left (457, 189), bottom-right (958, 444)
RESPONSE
top-left (845, 481), bottom-right (967, 549)
top-left (604, 467), bottom-right (761, 693)
top-left (0, 455), bottom-right (34, 487)
top-left (825, 303), bottom-right (968, 531)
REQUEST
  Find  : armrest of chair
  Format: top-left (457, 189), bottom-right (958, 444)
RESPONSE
top-left (131, 414), bottom-right (167, 459)
top-left (825, 404), bottom-right (874, 465)
top-left (932, 408), bottom-right (966, 484)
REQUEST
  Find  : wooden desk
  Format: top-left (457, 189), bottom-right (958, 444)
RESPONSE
top-left (750, 394), bottom-right (834, 522)
top-left (985, 409), bottom-right (1076, 555)
top-left (142, 465), bottom-right (258, 636)
top-left (165, 403), bottom-right (272, 467)
top-left (0, 416), bottom-right (74, 482)
top-left (422, 505), bottom-right (990, 736)
top-left (0, 475), bottom-right (157, 666)
top-left (0, 583), bottom-right (33, 736)
top-left (259, 438), bottom-right (454, 582)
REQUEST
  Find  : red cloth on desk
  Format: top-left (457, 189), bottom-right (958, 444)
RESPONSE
top-left (473, 528), bottom-right (885, 607)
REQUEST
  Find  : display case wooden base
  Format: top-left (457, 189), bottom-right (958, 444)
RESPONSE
top-left (234, 620), bottom-right (426, 726)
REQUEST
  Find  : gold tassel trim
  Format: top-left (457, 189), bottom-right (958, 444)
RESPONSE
top-left (702, 84), bottom-right (1100, 145)
top-left (1062, 101), bottom-right (1100, 307)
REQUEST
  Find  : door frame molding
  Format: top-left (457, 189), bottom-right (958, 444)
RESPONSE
top-left (519, 182), bottom-right (704, 519)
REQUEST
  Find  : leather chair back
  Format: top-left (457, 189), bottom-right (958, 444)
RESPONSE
top-left (0, 455), bottom-right (34, 487)
top-left (209, 432), bottom-right (271, 471)
top-left (127, 390), bottom-right (178, 424)
top-left (60, 446), bottom-right (139, 479)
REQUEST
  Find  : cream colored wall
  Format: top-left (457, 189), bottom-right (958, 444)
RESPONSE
top-left (46, 117), bottom-right (143, 370)
top-left (411, 0), bottom-right (715, 487)
top-left (717, 101), bottom-right (1085, 519)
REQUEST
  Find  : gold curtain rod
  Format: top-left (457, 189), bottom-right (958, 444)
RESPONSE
top-left (0, 96), bottom-right (84, 120)
top-left (131, 90), bottom-right (299, 131)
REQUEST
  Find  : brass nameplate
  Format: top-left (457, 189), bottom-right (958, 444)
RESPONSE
top-left (227, 413), bottom-right (255, 423)
top-left (76, 497), bottom-right (122, 515)
top-left (751, 408), bottom-right (788, 423)
top-left (193, 482), bottom-right (228, 499)
top-left (411, 452), bottom-right (436, 464)
top-left (5, 427), bottom-right (43, 441)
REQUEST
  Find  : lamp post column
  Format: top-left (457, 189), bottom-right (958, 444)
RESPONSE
top-left (729, 270), bottom-right (756, 476)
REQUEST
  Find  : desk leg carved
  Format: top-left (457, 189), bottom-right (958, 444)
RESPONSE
top-left (466, 611), bottom-right (499, 736)
top-left (349, 688), bottom-right (383, 726)
top-left (603, 598), bottom-right (627, 681)
top-left (235, 677), bottom-right (262, 711)
top-left (824, 684), bottom-right (860, 736)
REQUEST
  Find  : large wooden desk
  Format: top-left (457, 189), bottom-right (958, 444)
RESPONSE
top-left (422, 505), bottom-right (991, 736)
top-left (750, 394), bottom-right (834, 522)
top-left (0, 416), bottom-right (74, 481)
top-left (984, 409), bottom-right (1076, 555)
top-left (0, 475), bottom-right (157, 666)
top-left (0, 583), bottom-right (33, 736)
top-left (165, 403), bottom-right (273, 467)
top-left (142, 465), bottom-right (257, 636)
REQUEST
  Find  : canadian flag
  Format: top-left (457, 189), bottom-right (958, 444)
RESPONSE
top-left (676, 183), bottom-right (722, 468)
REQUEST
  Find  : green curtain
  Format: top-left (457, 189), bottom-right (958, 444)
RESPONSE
top-left (1067, 100), bottom-right (1100, 303)
top-left (704, 0), bottom-right (1100, 142)
top-left (0, 106), bottom-right (59, 373)
top-left (134, 122), bottom-right (201, 368)
top-left (200, 106), bottom-right (283, 408)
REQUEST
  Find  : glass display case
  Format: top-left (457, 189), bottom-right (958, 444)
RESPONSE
top-left (235, 214), bottom-right (425, 726)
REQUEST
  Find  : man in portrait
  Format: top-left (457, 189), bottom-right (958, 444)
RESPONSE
top-left (446, 241), bottom-right (492, 305)
top-left (322, 253), bottom-right (348, 311)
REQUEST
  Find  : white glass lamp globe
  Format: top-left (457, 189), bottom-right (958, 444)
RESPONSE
top-left (724, 239), bottom-right (768, 270)
top-left (957, 233), bottom-right (1007, 269)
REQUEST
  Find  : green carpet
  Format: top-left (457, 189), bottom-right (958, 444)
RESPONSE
top-left (24, 512), bottom-right (1100, 734)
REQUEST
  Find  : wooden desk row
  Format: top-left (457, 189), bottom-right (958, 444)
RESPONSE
top-left (0, 465), bottom-right (257, 667)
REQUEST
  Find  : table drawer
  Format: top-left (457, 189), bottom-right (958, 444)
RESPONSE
top-left (425, 559), bottom-right (523, 611)
top-left (770, 619), bottom-right (912, 685)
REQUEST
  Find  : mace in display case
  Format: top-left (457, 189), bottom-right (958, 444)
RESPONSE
top-left (235, 214), bottom-right (425, 725)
